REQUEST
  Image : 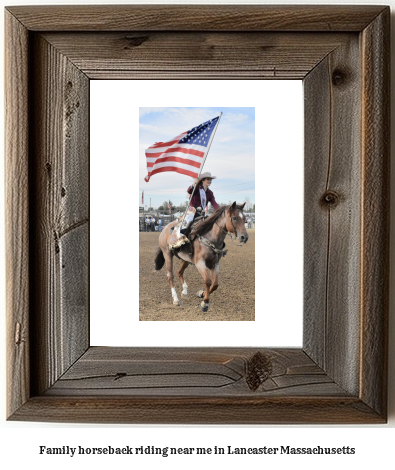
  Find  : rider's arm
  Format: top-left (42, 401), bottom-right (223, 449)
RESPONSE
top-left (187, 178), bottom-right (199, 193)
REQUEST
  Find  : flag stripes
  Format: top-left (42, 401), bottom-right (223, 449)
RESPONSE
top-left (147, 156), bottom-right (202, 169)
top-left (144, 116), bottom-right (219, 183)
top-left (147, 166), bottom-right (199, 179)
top-left (146, 146), bottom-right (205, 161)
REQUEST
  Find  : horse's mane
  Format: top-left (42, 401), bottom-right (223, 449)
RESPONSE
top-left (191, 204), bottom-right (243, 237)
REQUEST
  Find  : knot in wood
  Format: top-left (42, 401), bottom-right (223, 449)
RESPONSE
top-left (321, 190), bottom-right (340, 207)
top-left (246, 351), bottom-right (273, 391)
top-left (123, 35), bottom-right (149, 49)
top-left (332, 68), bottom-right (348, 87)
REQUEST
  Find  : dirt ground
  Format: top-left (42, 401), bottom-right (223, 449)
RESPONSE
top-left (139, 229), bottom-right (255, 321)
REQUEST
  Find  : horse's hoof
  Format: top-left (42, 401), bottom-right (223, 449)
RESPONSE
top-left (181, 293), bottom-right (188, 299)
top-left (196, 290), bottom-right (204, 298)
top-left (173, 300), bottom-right (180, 306)
top-left (200, 301), bottom-right (209, 312)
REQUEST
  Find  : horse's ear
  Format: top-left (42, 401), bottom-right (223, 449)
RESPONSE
top-left (239, 202), bottom-right (246, 209)
top-left (229, 201), bottom-right (236, 210)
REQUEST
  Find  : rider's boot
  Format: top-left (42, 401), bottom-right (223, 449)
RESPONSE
top-left (179, 207), bottom-right (197, 235)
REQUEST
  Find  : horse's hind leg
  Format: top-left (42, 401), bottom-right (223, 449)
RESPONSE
top-left (177, 260), bottom-right (189, 298)
top-left (163, 251), bottom-right (180, 306)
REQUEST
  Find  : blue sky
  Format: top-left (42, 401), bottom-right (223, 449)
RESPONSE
top-left (139, 107), bottom-right (255, 211)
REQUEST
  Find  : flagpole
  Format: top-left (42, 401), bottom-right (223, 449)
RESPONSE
top-left (196, 111), bottom-right (223, 182)
top-left (180, 112), bottom-right (223, 226)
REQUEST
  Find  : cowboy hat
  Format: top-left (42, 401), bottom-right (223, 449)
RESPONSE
top-left (198, 172), bottom-right (217, 181)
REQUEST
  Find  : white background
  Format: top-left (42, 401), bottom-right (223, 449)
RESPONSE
top-left (1, 0), bottom-right (394, 469)
top-left (90, 80), bottom-right (303, 347)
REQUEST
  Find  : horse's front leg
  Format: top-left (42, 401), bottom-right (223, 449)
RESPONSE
top-left (201, 276), bottom-right (212, 312)
top-left (209, 264), bottom-right (219, 296)
top-left (196, 261), bottom-right (218, 312)
top-left (177, 260), bottom-right (189, 298)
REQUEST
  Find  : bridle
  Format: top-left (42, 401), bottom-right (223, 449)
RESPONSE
top-left (215, 210), bottom-right (245, 246)
top-left (196, 210), bottom-right (245, 256)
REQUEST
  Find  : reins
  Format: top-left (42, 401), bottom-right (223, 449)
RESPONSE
top-left (214, 213), bottom-right (245, 247)
top-left (198, 235), bottom-right (228, 256)
top-left (188, 207), bottom-right (245, 257)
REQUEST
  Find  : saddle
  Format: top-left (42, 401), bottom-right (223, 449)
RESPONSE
top-left (168, 215), bottom-right (206, 255)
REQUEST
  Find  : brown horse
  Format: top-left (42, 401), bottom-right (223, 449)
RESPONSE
top-left (154, 202), bottom-right (248, 312)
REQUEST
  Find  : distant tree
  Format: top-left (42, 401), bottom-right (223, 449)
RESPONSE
top-left (159, 200), bottom-right (175, 212)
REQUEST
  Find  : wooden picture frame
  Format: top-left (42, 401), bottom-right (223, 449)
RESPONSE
top-left (5, 5), bottom-right (389, 424)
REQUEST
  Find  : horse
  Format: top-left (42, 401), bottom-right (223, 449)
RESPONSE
top-left (154, 202), bottom-right (248, 312)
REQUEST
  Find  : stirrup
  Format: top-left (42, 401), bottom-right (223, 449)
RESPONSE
top-left (168, 226), bottom-right (190, 250)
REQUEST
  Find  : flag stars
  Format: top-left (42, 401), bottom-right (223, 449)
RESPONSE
top-left (177, 116), bottom-right (219, 146)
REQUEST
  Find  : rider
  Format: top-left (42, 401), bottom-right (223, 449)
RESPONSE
top-left (180, 172), bottom-right (220, 234)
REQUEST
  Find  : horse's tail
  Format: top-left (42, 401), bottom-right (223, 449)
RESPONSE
top-left (154, 247), bottom-right (165, 271)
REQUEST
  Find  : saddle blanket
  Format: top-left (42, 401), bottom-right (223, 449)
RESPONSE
top-left (168, 206), bottom-right (196, 250)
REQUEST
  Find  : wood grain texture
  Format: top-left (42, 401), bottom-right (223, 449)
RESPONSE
top-left (41, 32), bottom-right (351, 80)
top-left (5, 5), bottom-right (389, 424)
top-left (59, 224), bottom-right (89, 367)
top-left (5, 5), bottom-right (386, 32)
top-left (5, 10), bottom-right (30, 418)
top-left (304, 35), bottom-right (362, 395)
top-left (9, 396), bottom-right (383, 425)
top-left (29, 34), bottom-right (90, 395)
top-left (360, 8), bottom-right (390, 417)
top-left (303, 57), bottom-right (331, 371)
top-left (46, 347), bottom-right (345, 397)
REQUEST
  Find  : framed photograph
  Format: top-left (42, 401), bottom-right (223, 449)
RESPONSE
top-left (5, 5), bottom-right (389, 423)
top-left (136, 104), bottom-right (258, 322)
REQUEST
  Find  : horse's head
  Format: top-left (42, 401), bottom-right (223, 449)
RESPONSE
top-left (225, 202), bottom-right (249, 244)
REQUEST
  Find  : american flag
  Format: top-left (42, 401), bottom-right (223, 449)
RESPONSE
top-left (141, 191), bottom-right (144, 204)
top-left (144, 116), bottom-right (220, 182)
top-left (168, 202), bottom-right (171, 214)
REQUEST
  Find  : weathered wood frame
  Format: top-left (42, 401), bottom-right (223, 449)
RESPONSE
top-left (5, 5), bottom-right (389, 423)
